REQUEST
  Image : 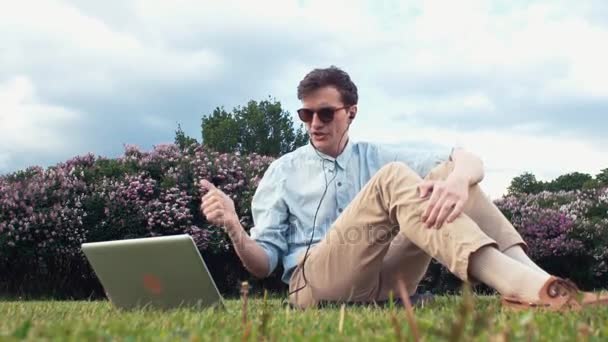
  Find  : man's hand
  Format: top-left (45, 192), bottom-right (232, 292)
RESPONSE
top-left (200, 179), bottom-right (239, 232)
top-left (418, 175), bottom-right (470, 229)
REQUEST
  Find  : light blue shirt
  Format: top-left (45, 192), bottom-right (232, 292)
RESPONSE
top-left (249, 139), bottom-right (452, 284)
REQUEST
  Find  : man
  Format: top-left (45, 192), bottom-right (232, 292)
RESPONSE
top-left (200, 66), bottom-right (608, 311)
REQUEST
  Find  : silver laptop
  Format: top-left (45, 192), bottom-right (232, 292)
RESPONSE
top-left (82, 234), bottom-right (223, 310)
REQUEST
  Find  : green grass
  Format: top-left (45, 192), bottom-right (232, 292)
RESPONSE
top-left (1, 293), bottom-right (608, 341)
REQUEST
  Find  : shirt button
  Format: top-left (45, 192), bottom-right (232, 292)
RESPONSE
top-left (338, 208), bottom-right (343, 213)
top-left (337, 182), bottom-right (342, 187)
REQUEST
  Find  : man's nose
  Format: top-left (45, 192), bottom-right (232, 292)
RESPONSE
top-left (311, 113), bottom-right (324, 128)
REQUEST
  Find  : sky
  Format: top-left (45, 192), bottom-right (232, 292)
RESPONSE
top-left (1, 0), bottom-right (607, 199)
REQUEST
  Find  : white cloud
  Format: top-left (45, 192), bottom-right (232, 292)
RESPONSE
top-left (0, 0), bottom-right (607, 199)
top-left (0, 76), bottom-right (82, 172)
top-left (0, 76), bottom-right (79, 149)
top-left (0, 0), bottom-right (223, 97)
top-left (366, 0), bottom-right (608, 108)
top-left (351, 119), bottom-right (608, 199)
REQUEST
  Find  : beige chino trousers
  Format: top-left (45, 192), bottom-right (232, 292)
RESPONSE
top-left (288, 160), bottom-right (526, 309)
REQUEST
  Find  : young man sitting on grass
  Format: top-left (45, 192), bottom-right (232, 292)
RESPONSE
top-left (199, 66), bottom-right (608, 311)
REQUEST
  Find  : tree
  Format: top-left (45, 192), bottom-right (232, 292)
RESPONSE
top-left (200, 107), bottom-right (240, 154)
top-left (582, 179), bottom-right (599, 190)
top-left (508, 169), bottom-right (608, 195)
top-left (201, 97), bottom-right (308, 157)
top-left (508, 172), bottom-right (543, 195)
top-left (596, 168), bottom-right (608, 187)
top-left (546, 172), bottom-right (593, 192)
top-left (174, 124), bottom-right (198, 150)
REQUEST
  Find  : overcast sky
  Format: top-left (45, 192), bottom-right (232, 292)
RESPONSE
top-left (1, 0), bottom-right (607, 198)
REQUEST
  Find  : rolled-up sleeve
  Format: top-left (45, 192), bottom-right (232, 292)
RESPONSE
top-left (249, 160), bottom-right (290, 275)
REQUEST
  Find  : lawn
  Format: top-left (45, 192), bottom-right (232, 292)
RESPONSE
top-left (1, 292), bottom-right (607, 341)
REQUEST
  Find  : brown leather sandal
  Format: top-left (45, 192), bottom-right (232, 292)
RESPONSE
top-left (501, 276), bottom-right (608, 312)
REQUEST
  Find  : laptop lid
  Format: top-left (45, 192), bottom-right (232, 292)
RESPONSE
top-left (82, 234), bottom-right (223, 310)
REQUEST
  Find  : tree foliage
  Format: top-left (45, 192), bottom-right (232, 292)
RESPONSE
top-left (508, 170), bottom-right (605, 195)
top-left (200, 97), bottom-right (308, 157)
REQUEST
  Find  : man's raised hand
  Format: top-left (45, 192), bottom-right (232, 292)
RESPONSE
top-left (199, 179), bottom-right (239, 231)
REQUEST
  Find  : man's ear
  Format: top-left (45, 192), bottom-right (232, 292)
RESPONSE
top-left (348, 105), bottom-right (358, 121)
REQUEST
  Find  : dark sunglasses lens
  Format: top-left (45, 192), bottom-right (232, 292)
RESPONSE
top-left (297, 109), bottom-right (314, 122)
top-left (317, 108), bottom-right (335, 122)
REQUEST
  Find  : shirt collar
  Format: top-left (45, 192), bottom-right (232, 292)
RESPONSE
top-left (306, 138), bottom-right (355, 170)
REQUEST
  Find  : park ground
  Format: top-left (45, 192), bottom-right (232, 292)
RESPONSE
top-left (2, 291), bottom-right (608, 341)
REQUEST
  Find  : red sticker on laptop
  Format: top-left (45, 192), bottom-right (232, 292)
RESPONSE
top-left (142, 274), bottom-right (163, 295)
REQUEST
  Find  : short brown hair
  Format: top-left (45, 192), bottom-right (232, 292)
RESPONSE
top-left (297, 66), bottom-right (358, 106)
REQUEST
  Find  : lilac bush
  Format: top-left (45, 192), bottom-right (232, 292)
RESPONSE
top-left (494, 193), bottom-right (584, 259)
top-left (0, 142), bottom-right (275, 297)
top-left (0, 165), bottom-right (88, 258)
top-left (495, 187), bottom-right (608, 287)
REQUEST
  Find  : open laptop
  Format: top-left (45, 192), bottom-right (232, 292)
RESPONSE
top-left (81, 234), bottom-right (223, 310)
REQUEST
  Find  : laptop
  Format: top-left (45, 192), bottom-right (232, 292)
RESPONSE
top-left (81, 234), bottom-right (224, 310)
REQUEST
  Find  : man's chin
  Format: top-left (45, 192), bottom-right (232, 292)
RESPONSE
top-left (312, 141), bottom-right (335, 155)
top-left (312, 138), bottom-right (328, 147)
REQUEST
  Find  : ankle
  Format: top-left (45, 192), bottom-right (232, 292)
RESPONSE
top-left (469, 246), bottom-right (549, 302)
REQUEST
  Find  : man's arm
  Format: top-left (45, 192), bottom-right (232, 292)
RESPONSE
top-left (225, 220), bottom-right (270, 279)
top-left (199, 180), bottom-right (271, 279)
top-left (448, 147), bottom-right (485, 186)
top-left (201, 158), bottom-right (290, 279)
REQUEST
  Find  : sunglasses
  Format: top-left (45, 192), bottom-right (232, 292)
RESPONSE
top-left (297, 106), bottom-right (350, 123)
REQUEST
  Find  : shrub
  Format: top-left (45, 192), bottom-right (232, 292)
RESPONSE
top-left (495, 187), bottom-right (608, 289)
top-left (0, 143), bottom-right (282, 298)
